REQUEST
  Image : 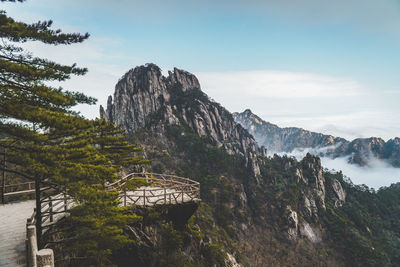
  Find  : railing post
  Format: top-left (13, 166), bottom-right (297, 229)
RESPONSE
top-left (182, 188), bottom-right (184, 203)
top-left (164, 187), bottom-right (166, 204)
top-left (124, 189), bottom-right (126, 206)
top-left (49, 196), bottom-right (53, 223)
top-left (143, 189), bottom-right (146, 206)
top-left (64, 191), bottom-right (67, 212)
top-left (35, 178), bottom-right (42, 249)
top-left (1, 148), bottom-right (5, 204)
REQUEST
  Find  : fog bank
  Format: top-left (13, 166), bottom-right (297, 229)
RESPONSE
top-left (274, 148), bottom-right (400, 189)
top-left (321, 156), bottom-right (400, 189)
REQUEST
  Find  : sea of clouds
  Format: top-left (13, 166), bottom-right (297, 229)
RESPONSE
top-left (274, 147), bottom-right (400, 190)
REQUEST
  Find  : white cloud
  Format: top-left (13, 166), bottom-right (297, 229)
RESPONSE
top-left (321, 156), bottom-right (400, 190)
top-left (197, 70), bottom-right (362, 99)
top-left (276, 149), bottom-right (400, 189)
top-left (273, 110), bottom-right (400, 141)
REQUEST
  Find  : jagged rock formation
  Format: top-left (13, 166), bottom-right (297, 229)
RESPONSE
top-left (279, 153), bottom-right (345, 243)
top-left (345, 137), bottom-right (385, 165)
top-left (234, 109), bottom-right (400, 167)
top-left (286, 207), bottom-right (299, 241)
top-left (101, 63), bottom-right (266, 176)
top-left (331, 178), bottom-right (346, 207)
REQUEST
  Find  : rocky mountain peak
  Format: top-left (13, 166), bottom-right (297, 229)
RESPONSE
top-left (167, 67), bottom-right (201, 91)
top-left (101, 64), bottom-right (265, 176)
top-left (243, 109), bottom-right (253, 116)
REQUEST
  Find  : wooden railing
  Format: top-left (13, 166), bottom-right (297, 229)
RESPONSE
top-left (0, 181), bottom-right (36, 197)
top-left (40, 192), bottom-right (74, 229)
top-left (26, 172), bottom-right (200, 253)
top-left (27, 192), bottom-right (74, 232)
top-left (108, 173), bottom-right (201, 207)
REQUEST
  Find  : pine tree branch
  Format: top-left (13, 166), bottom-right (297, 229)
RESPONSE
top-left (0, 12), bottom-right (90, 44)
top-left (0, 165), bottom-right (33, 180)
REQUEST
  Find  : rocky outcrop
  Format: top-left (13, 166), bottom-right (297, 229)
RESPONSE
top-left (286, 207), bottom-right (299, 241)
top-left (300, 223), bottom-right (321, 243)
top-left (167, 67), bottom-right (201, 92)
top-left (283, 154), bottom-right (347, 243)
top-left (234, 109), bottom-right (400, 167)
top-left (101, 64), bottom-right (173, 133)
top-left (226, 253), bottom-right (242, 267)
top-left (345, 137), bottom-right (385, 165)
top-left (301, 153), bottom-right (326, 211)
top-left (101, 64), bottom-right (265, 176)
top-left (331, 179), bottom-right (346, 207)
top-left (385, 138), bottom-right (400, 166)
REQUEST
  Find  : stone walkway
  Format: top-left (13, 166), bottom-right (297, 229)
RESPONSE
top-left (0, 200), bottom-right (35, 267)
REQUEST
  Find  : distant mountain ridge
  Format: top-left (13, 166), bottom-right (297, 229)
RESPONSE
top-left (233, 109), bottom-right (400, 167)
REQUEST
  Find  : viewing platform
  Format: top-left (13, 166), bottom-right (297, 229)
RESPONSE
top-left (108, 172), bottom-right (201, 207)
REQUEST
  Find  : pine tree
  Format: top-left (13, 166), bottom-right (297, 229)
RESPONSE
top-left (54, 120), bottom-right (147, 264)
top-left (0, 3), bottom-right (94, 240)
top-left (0, 2), bottom-right (145, 264)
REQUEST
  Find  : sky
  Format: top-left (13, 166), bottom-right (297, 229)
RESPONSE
top-left (2, 0), bottom-right (400, 142)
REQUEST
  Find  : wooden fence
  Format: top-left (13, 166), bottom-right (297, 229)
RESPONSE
top-left (27, 191), bottom-right (74, 232)
top-left (26, 173), bottom-right (200, 235)
top-left (108, 172), bottom-right (201, 207)
top-left (0, 181), bottom-right (36, 197)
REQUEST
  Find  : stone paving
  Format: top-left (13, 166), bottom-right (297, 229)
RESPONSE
top-left (0, 200), bottom-right (35, 267)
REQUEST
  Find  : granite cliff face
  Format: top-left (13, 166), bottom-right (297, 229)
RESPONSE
top-left (101, 64), bottom-right (266, 176)
top-left (234, 109), bottom-right (400, 167)
top-left (281, 153), bottom-right (346, 242)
